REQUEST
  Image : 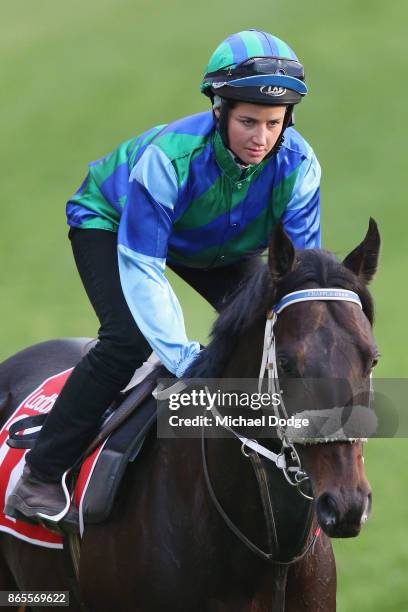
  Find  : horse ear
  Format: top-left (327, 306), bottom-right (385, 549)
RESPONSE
top-left (342, 218), bottom-right (381, 283)
top-left (268, 223), bottom-right (296, 281)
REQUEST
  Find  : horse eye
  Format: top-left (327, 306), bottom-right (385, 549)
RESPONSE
top-left (277, 356), bottom-right (291, 372)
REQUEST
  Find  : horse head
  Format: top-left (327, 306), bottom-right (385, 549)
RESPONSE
top-left (268, 219), bottom-right (380, 538)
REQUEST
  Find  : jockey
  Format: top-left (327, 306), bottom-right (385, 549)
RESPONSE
top-left (6, 29), bottom-right (321, 523)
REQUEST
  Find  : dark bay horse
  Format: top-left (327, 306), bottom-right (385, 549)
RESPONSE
top-left (0, 220), bottom-right (380, 611)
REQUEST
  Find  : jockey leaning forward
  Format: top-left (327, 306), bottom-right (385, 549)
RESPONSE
top-left (6, 29), bottom-right (321, 523)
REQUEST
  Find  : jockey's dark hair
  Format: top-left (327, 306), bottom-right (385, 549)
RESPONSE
top-left (185, 249), bottom-right (374, 379)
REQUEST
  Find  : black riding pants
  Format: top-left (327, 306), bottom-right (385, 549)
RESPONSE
top-left (26, 228), bottom-right (263, 482)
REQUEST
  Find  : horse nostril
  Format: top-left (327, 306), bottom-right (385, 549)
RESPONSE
top-left (317, 493), bottom-right (340, 529)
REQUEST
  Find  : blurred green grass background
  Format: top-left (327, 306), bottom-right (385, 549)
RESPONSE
top-left (1, 1), bottom-right (407, 609)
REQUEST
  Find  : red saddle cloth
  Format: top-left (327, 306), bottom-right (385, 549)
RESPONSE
top-left (0, 369), bottom-right (101, 548)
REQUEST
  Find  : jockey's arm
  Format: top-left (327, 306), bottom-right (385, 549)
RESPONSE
top-left (117, 145), bottom-right (200, 377)
top-left (281, 151), bottom-right (321, 249)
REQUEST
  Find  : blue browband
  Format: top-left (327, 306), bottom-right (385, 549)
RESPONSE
top-left (273, 289), bottom-right (362, 315)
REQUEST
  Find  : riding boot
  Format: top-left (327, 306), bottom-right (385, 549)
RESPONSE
top-left (4, 466), bottom-right (79, 531)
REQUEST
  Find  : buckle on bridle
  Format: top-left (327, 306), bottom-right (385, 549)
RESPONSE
top-left (241, 439), bottom-right (254, 458)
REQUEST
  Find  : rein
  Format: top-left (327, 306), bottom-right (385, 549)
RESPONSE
top-left (201, 434), bottom-right (320, 565)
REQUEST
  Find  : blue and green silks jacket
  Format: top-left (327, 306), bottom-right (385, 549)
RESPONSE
top-left (66, 111), bottom-right (321, 376)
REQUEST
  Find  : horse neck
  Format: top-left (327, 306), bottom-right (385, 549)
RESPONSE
top-left (200, 320), bottom-right (314, 563)
top-left (221, 319), bottom-right (265, 378)
top-left (211, 322), bottom-right (270, 547)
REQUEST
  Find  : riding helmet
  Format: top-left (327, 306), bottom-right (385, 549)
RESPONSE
top-left (201, 29), bottom-right (308, 152)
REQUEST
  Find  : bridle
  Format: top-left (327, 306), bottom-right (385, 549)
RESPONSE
top-left (201, 287), bottom-right (370, 567)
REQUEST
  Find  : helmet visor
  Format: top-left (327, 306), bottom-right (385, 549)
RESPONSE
top-left (233, 57), bottom-right (305, 80)
top-left (205, 56), bottom-right (304, 81)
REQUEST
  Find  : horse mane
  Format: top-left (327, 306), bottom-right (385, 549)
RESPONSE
top-left (186, 249), bottom-right (374, 379)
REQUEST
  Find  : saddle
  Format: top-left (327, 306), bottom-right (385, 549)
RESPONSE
top-left (7, 354), bottom-right (171, 532)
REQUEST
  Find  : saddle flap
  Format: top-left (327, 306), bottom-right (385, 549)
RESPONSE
top-left (77, 394), bottom-right (158, 527)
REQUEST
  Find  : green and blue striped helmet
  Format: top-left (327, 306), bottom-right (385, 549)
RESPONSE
top-left (201, 29), bottom-right (307, 106)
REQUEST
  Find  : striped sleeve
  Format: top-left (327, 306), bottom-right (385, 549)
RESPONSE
top-left (66, 139), bottom-right (139, 230)
top-left (281, 151), bottom-right (321, 249)
top-left (66, 170), bottom-right (119, 230)
top-left (117, 145), bottom-right (201, 376)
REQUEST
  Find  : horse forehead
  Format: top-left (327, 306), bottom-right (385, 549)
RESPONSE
top-left (278, 300), bottom-right (374, 347)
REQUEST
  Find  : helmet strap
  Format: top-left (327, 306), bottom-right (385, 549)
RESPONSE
top-left (215, 98), bottom-right (231, 149)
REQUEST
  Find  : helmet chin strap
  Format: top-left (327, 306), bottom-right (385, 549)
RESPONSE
top-left (214, 100), bottom-right (294, 164)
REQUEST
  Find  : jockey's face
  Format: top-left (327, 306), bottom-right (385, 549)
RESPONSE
top-left (219, 102), bottom-right (287, 165)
